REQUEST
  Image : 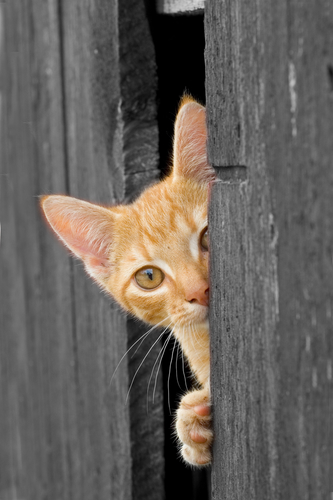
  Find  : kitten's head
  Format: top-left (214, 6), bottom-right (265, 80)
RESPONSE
top-left (41, 97), bottom-right (215, 333)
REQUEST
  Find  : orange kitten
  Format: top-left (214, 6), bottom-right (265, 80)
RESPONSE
top-left (41, 96), bottom-right (216, 466)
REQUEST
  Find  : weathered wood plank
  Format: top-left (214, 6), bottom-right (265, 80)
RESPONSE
top-left (156, 0), bottom-right (204, 15)
top-left (54, 4), bottom-right (132, 498)
top-left (206, 0), bottom-right (333, 497)
top-left (118, 0), bottom-right (160, 202)
top-left (60, 0), bottom-right (164, 498)
top-left (1, 0), bottom-right (164, 499)
top-left (127, 320), bottom-right (165, 500)
top-left (0, 1), bottom-right (80, 498)
top-left (205, 0), bottom-right (242, 166)
top-left (118, 2), bottom-right (165, 496)
top-left (209, 174), bottom-right (280, 499)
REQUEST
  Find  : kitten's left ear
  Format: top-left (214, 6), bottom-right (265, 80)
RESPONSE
top-left (172, 97), bottom-right (216, 184)
top-left (41, 195), bottom-right (117, 284)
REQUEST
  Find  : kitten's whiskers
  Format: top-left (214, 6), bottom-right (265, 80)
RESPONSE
top-left (146, 327), bottom-right (172, 410)
top-left (131, 317), bottom-right (169, 359)
top-left (152, 329), bottom-right (173, 406)
top-left (190, 322), bottom-right (206, 349)
top-left (167, 333), bottom-right (178, 415)
top-left (175, 340), bottom-right (181, 390)
top-left (126, 322), bottom-right (172, 404)
top-left (108, 316), bottom-right (169, 389)
top-left (181, 327), bottom-right (189, 392)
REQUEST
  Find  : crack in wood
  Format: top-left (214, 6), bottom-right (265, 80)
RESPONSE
top-left (213, 166), bottom-right (247, 182)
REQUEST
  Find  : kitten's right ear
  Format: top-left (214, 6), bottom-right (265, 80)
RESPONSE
top-left (41, 195), bottom-right (117, 283)
top-left (172, 96), bottom-right (216, 184)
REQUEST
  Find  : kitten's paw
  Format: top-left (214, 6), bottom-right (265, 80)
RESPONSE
top-left (176, 387), bottom-right (212, 466)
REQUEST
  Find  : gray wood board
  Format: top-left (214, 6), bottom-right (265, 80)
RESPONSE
top-left (128, 319), bottom-right (165, 500)
top-left (206, 0), bottom-right (333, 497)
top-left (0, 0), bottom-right (164, 499)
top-left (156, 0), bottom-right (204, 15)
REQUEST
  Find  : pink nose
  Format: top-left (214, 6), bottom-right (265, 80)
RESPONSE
top-left (186, 285), bottom-right (209, 307)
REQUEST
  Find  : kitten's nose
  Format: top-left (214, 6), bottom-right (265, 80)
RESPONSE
top-left (186, 284), bottom-right (209, 307)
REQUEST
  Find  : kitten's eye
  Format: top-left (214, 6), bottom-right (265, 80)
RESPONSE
top-left (200, 227), bottom-right (208, 251)
top-left (135, 266), bottom-right (165, 290)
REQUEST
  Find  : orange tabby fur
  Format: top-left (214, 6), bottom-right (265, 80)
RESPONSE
top-left (41, 97), bottom-right (216, 466)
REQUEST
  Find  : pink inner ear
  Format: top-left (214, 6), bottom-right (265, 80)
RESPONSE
top-left (67, 233), bottom-right (111, 267)
top-left (172, 99), bottom-right (215, 184)
top-left (42, 195), bottom-right (114, 281)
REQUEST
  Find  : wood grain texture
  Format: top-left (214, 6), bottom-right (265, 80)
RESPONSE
top-left (156, 0), bottom-right (204, 15)
top-left (59, 4), bottom-right (133, 498)
top-left (117, 2), bottom-right (165, 497)
top-left (118, 0), bottom-right (160, 202)
top-left (0, 0), bottom-right (163, 499)
top-left (0, 2), bottom-right (77, 498)
top-left (127, 320), bottom-right (165, 500)
top-left (56, 0), bottom-right (164, 497)
top-left (209, 176), bottom-right (279, 499)
top-left (206, 0), bottom-right (333, 497)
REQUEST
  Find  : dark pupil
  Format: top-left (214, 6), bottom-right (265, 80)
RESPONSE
top-left (145, 269), bottom-right (154, 280)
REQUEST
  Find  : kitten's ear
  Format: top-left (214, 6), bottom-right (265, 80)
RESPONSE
top-left (41, 195), bottom-right (116, 283)
top-left (172, 97), bottom-right (216, 184)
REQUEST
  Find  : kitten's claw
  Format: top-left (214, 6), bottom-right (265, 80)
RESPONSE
top-left (176, 387), bottom-right (212, 467)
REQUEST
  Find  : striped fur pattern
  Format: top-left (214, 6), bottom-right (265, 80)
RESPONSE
top-left (41, 97), bottom-right (216, 466)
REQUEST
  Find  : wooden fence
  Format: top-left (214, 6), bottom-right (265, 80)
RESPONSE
top-left (1, 0), bottom-right (332, 499)
top-left (1, 1), bottom-right (164, 499)
top-left (207, 0), bottom-right (333, 498)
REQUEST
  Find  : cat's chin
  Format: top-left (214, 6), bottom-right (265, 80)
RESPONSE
top-left (194, 317), bottom-right (209, 330)
top-left (181, 304), bottom-right (209, 329)
top-left (171, 306), bottom-right (208, 332)
top-left (192, 304), bottom-right (209, 323)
